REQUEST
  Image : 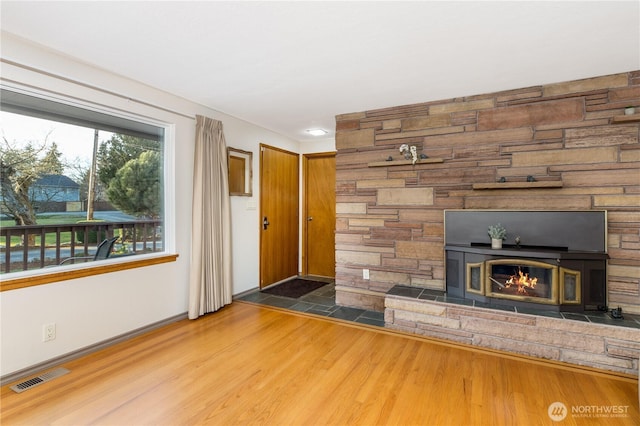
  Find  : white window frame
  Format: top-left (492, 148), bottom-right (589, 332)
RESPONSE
top-left (0, 84), bottom-right (177, 285)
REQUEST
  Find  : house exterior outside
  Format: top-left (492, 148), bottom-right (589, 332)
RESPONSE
top-left (30, 174), bottom-right (80, 202)
top-left (29, 174), bottom-right (81, 213)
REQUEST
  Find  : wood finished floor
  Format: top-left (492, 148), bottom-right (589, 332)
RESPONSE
top-left (1, 301), bottom-right (638, 425)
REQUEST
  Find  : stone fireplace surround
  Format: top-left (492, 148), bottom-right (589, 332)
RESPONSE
top-left (334, 71), bottom-right (640, 316)
top-left (334, 71), bottom-right (640, 376)
top-left (384, 210), bottom-right (639, 375)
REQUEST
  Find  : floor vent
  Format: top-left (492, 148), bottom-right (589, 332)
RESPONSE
top-left (10, 367), bottom-right (70, 393)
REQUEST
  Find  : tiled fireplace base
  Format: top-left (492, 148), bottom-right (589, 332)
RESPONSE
top-left (384, 286), bottom-right (640, 376)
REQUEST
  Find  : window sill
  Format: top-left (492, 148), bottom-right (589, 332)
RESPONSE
top-left (0, 253), bottom-right (179, 292)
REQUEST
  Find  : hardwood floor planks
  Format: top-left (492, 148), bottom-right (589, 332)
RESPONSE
top-left (1, 301), bottom-right (638, 425)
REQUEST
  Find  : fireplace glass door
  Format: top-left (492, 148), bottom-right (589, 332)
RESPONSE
top-left (560, 267), bottom-right (581, 304)
top-left (486, 259), bottom-right (558, 304)
top-left (466, 262), bottom-right (484, 295)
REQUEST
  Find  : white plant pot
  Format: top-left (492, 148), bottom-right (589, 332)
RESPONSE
top-left (624, 107), bottom-right (635, 115)
top-left (491, 238), bottom-right (503, 249)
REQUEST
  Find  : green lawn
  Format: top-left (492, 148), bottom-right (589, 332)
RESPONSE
top-left (1, 214), bottom-right (97, 247)
top-left (1, 214), bottom-right (88, 226)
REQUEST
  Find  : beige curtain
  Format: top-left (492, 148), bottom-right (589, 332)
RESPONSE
top-left (188, 115), bottom-right (232, 319)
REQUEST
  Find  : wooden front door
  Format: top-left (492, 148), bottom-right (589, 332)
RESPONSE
top-left (259, 144), bottom-right (299, 288)
top-left (303, 153), bottom-right (336, 278)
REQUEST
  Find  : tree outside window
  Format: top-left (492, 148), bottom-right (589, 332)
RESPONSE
top-left (0, 104), bottom-right (165, 273)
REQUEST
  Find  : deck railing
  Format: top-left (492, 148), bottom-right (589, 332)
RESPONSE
top-left (0, 220), bottom-right (163, 273)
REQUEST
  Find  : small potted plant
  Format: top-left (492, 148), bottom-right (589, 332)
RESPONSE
top-left (488, 223), bottom-right (507, 249)
top-left (624, 106), bottom-right (635, 115)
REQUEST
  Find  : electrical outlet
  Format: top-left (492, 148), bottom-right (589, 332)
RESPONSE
top-left (363, 269), bottom-right (370, 280)
top-left (43, 323), bottom-right (56, 342)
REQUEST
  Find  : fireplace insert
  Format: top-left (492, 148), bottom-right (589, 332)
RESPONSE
top-left (445, 210), bottom-right (608, 312)
top-left (467, 258), bottom-right (586, 305)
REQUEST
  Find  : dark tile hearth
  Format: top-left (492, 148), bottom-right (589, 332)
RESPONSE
top-left (238, 281), bottom-right (640, 330)
top-left (236, 279), bottom-right (385, 327)
top-left (388, 285), bottom-right (640, 329)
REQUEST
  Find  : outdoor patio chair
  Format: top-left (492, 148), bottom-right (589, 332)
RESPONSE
top-left (59, 236), bottom-right (119, 265)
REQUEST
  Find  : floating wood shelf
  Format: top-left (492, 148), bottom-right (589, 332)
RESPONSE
top-left (473, 181), bottom-right (563, 190)
top-left (612, 113), bottom-right (640, 124)
top-left (368, 158), bottom-right (444, 167)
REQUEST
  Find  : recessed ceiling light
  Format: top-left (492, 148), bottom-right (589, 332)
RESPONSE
top-left (306, 129), bottom-right (328, 136)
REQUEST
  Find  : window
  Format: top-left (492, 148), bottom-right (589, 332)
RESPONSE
top-left (0, 89), bottom-right (168, 277)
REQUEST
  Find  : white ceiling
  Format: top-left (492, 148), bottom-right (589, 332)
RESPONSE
top-left (1, 1), bottom-right (639, 142)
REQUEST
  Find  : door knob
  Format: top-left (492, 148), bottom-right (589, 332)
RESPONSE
top-left (263, 217), bottom-right (270, 230)
top-left (307, 216), bottom-right (313, 221)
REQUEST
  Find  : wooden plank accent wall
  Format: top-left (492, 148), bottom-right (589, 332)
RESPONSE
top-left (334, 71), bottom-right (640, 314)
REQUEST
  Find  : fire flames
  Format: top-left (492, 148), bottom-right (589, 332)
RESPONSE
top-left (504, 268), bottom-right (538, 295)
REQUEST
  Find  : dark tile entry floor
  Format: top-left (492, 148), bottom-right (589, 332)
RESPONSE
top-left (236, 279), bottom-right (385, 327)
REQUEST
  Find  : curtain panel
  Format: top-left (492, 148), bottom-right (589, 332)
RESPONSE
top-left (189, 115), bottom-right (232, 319)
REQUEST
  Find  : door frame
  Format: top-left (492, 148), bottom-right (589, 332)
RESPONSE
top-left (301, 151), bottom-right (336, 276)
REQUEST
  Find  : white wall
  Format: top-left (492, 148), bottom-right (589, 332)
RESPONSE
top-left (299, 138), bottom-right (335, 155)
top-left (0, 33), bottom-right (329, 376)
top-left (224, 120), bottom-right (299, 296)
